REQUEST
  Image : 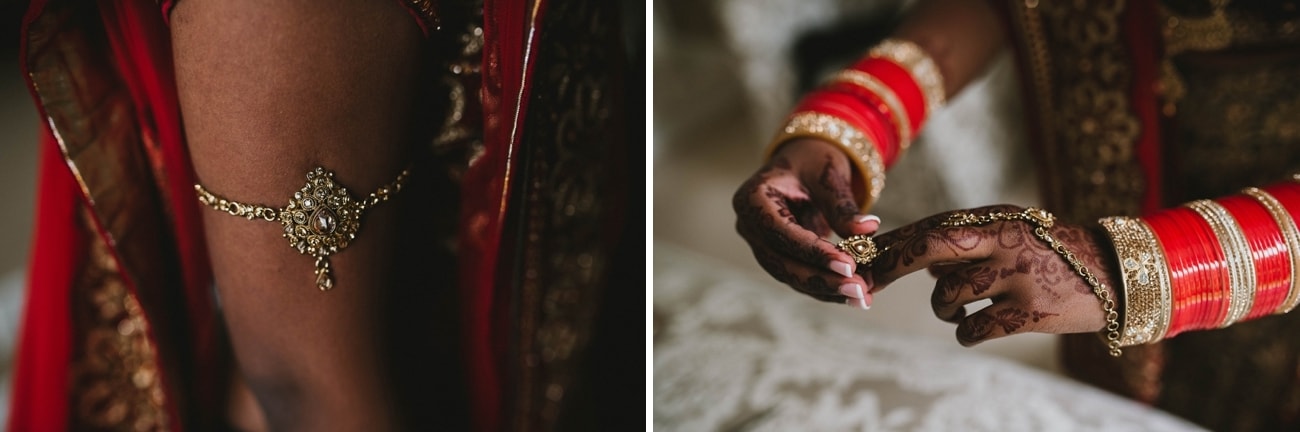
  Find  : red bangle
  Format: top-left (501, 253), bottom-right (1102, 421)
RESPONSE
top-left (794, 91), bottom-right (899, 166)
top-left (848, 57), bottom-right (928, 132)
top-left (1220, 195), bottom-right (1290, 319)
top-left (1148, 207), bottom-right (1229, 336)
top-left (821, 82), bottom-right (904, 164)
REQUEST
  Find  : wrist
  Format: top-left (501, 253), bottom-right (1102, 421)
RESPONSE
top-left (1086, 223), bottom-right (1126, 333)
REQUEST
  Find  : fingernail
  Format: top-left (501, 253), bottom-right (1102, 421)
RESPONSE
top-left (839, 283), bottom-right (863, 298)
top-left (829, 261), bottom-right (854, 278)
top-left (855, 292), bottom-right (872, 310)
top-left (855, 214), bottom-right (881, 224)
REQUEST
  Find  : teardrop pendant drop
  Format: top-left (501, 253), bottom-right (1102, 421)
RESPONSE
top-left (314, 257), bottom-right (334, 291)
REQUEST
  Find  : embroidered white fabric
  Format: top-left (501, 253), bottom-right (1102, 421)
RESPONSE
top-left (653, 243), bottom-right (1203, 431)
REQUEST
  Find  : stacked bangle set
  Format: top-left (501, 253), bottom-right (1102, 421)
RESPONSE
top-left (1100, 181), bottom-right (1300, 346)
top-left (765, 39), bottom-right (946, 212)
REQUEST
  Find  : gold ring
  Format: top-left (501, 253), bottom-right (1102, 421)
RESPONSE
top-left (838, 234), bottom-right (881, 265)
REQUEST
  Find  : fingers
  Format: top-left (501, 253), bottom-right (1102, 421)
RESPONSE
top-left (869, 224), bottom-right (998, 289)
top-left (869, 205), bottom-right (1025, 290)
top-left (747, 243), bottom-right (873, 309)
top-left (931, 265), bottom-right (1008, 323)
top-left (955, 302), bottom-right (1058, 347)
top-left (805, 154), bottom-right (878, 238)
top-left (733, 171), bottom-right (859, 280)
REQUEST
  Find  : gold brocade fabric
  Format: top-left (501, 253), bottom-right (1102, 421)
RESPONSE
top-left (1005, 0), bottom-right (1300, 429)
top-left (510, 0), bottom-right (625, 429)
top-left (70, 209), bottom-right (170, 432)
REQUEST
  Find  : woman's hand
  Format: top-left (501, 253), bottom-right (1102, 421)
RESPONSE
top-left (733, 139), bottom-right (882, 308)
top-left (867, 205), bottom-right (1120, 346)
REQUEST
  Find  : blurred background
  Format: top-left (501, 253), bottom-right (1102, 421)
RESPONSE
top-left (0, 0), bottom-right (42, 426)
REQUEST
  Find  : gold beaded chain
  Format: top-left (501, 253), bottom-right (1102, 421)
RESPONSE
top-left (939, 208), bottom-right (1123, 357)
top-left (195, 166), bottom-right (411, 291)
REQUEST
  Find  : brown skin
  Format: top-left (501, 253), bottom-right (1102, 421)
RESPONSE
top-left (172, 0), bottom-right (423, 429)
top-left (736, 0), bottom-right (1119, 344)
top-left (867, 205), bottom-right (1118, 346)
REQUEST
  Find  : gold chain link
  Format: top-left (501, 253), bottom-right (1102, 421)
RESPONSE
top-left (940, 207), bottom-right (1123, 357)
top-left (358, 168), bottom-right (411, 211)
top-left (195, 185), bottom-right (281, 221)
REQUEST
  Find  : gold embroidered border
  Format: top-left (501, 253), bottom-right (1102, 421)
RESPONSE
top-left (767, 112), bottom-right (886, 211)
top-left (71, 209), bottom-right (169, 430)
top-left (830, 69), bottom-right (914, 151)
top-left (1186, 200), bottom-right (1257, 327)
top-left (868, 39), bottom-right (946, 118)
top-left (1009, 0), bottom-right (1144, 223)
top-left (1242, 187), bottom-right (1300, 314)
top-left (1100, 216), bottom-right (1173, 346)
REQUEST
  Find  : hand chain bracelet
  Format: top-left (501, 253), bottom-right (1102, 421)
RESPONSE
top-left (195, 166), bottom-right (411, 291)
top-left (940, 208), bottom-right (1122, 356)
top-left (837, 207), bottom-right (1123, 357)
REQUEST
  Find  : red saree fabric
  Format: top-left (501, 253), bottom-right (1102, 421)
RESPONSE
top-left (12, 0), bottom-right (220, 429)
top-left (464, 0), bottom-right (547, 428)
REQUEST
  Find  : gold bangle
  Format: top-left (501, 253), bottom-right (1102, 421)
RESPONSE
top-left (829, 70), bottom-right (914, 151)
top-left (1099, 216), bottom-right (1173, 347)
top-left (1186, 200), bottom-right (1257, 327)
top-left (869, 39), bottom-right (946, 118)
top-left (1242, 188), bottom-right (1300, 314)
top-left (939, 208), bottom-right (1123, 357)
top-left (765, 112), bottom-right (886, 212)
top-left (195, 166), bottom-right (411, 291)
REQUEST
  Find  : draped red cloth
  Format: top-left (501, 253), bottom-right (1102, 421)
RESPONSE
top-left (12, 1), bottom-right (216, 429)
top-left (463, 0), bottom-right (547, 429)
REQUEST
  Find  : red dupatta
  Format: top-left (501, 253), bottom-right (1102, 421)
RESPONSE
top-left (12, 0), bottom-right (220, 430)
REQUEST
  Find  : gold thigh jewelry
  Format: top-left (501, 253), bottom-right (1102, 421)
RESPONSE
top-left (195, 166), bottom-right (411, 291)
top-left (939, 207), bottom-right (1124, 357)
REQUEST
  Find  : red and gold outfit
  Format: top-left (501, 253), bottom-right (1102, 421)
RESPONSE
top-left (8, 0), bottom-right (632, 430)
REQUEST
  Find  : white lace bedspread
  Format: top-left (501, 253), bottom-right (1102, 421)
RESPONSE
top-left (653, 242), bottom-right (1203, 431)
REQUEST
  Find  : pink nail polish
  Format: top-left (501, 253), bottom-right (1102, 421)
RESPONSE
top-left (839, 283), bottom-right (863, 298)
top-left (829, 261), bottom-right (854, 278)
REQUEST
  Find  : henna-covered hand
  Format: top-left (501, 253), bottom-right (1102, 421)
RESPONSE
top-left (867, 205), bottom-right (1121, 346)
top-left (733, 139), bottom-right (881, 308)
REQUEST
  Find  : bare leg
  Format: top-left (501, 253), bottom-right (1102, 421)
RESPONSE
top-left (172, 0), bottom-right (425, 429)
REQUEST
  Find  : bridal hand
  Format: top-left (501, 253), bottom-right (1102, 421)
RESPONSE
top-left (865, 205), bottom-right (1120, 346)
top-left (733, 139), bottom-right (881, 308)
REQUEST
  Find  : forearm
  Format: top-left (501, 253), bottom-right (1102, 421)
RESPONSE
top-left (172, 0), bottom-right (421, 429)
top-left (894, 0), bottom-right (1006, 100)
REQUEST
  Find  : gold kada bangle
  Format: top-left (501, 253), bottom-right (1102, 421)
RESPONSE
top-left (195, 166), bottom-right (411, 291)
